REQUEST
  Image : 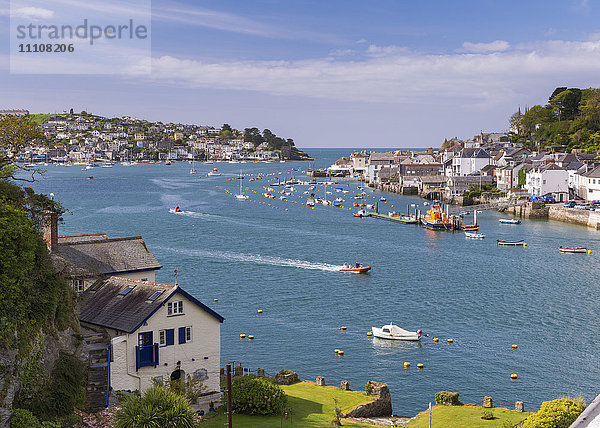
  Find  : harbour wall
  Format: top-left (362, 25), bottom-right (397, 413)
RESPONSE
top-left (505, 203), bottom-right (600, 229)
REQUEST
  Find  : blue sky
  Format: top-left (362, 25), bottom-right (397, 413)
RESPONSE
top-left (1, 0), bottom-right (600, 148)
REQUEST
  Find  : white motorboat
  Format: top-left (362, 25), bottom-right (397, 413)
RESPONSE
top-left (465, 231), bottom-right (485, 239)
top-left (169, 208), bottom-right (184, 214)
top-left (499, 218), bottom-right (521, 224)
top-left (371, 323), bottom-right (424, 341)
top-left (207, 168), bottom-right (221, 176)
top-left (306, 199), bottom-right (315, 207)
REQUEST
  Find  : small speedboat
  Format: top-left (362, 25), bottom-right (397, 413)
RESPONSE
top-left (353, 210), bottom-right (367, 218)
top-left (371, 323), bottom-right (424, 341)
top-left (380, 197), bottom-right (387, 202)
top-left (465, 231), bottom-right (485, 239)
top-left (559, 246), bottom-right (590, 254)
top-left (497, 240), bottom-right (526, 246)
top-left (306, 199), bottom-right (315, 207)
top-left (499, 218), bottom-right (521, 224)
top-left (340, 264), bottom-right (371, 273)
top-left (207, 168), bottom-right (221, 176)
top-left (169, 207), bottom-right (184, 214)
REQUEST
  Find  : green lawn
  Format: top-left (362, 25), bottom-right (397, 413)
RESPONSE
top-left (29, 114), bottom-right (54, 125)
top-left (407, 404), bottom-right (531, 428)
top-left (200, 381), bottom-right (380, 427)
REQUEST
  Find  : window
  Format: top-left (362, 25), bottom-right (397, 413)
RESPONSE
top-left (71, 279), bottom-right (85, 293)
top-left (159, 329), bottom-right (174, 346)
top-left (167, 300), bottom-right (183, 316)
top-left (148, 290), bottom-right (164, 302)
top-left (178, 326), bottom-right (192, 344)
top-left (119, 286), bottom-right (135, 296)
top-left (141, 278), bottom-right (148, 282)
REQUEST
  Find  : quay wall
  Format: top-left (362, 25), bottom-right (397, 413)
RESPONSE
top-left (505, 203), bottom-right (600, 229)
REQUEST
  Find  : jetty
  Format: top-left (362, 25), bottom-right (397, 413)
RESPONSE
top-left (368, 212), bottom-right (418, 224)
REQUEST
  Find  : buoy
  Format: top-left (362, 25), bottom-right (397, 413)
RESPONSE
top-left (257, 309), bottom-right (263, 314)
top-left (433, 338), bottom-right (439, 342)
top-left (334, 349), bottom-right (340, 353)
top-left (367, 332), bottom-right (373, 336)
top-left (341, 326), bottom-right (347, 330)
top-left (248, 335), bottom-right (254, 340)
top-left (588, 250), bottom-right (592, 254)
top-left (239, 334), bottom-right (246, 339)
top-left (524, 243), bottom-right (527, 247)
top-left (213, 298), bottom-right (219, 302)
top-left (404, 362), bottom-right (410, 368)
top-left (447, 338), bottom-right (454, 343)
top-left (511, 373), bottom-right (518, 380)
top-left (512, 344), bottom-right (518, 349)
top-left (337, 350), bottom-right (344, 355)
top-left (417, 363), bottom-right (424, 369)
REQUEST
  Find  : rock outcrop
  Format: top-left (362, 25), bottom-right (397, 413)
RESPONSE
top-left (344, 381), bottom-right (392, 418)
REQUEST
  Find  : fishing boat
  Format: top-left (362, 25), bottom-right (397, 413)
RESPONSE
top-left (499, 218), bottom-right (521, 224)
top-left (353, 210), bottom-right (367, 218)
top-left (559, 246), bottom-right (591, 254)
top-left (497, 240), bottom-right (526, 246)
top-left (207, 168), bottom-right (221, 176)
top-left (371, 323), bottom-right (424, 341)
top-left (465, 231), bottom-right (485, 239)
top-left (421, 204), bottom-right (452, 230)
top-left (340, 264), bottom-right (371, 273)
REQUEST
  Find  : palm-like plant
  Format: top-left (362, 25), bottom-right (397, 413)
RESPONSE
top-left (115, 385), bottom-right (195, 428)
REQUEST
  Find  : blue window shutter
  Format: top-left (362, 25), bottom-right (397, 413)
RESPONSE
top-left (179, 327), bottom-right (186, 344)
top-left (166, 329), bottom-right (174, 346)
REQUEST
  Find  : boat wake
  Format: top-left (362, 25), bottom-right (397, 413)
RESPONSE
top-left (160, 247), bottom-right (342, 272)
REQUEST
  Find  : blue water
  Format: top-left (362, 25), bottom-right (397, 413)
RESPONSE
top-left (27, 149), bottom-right (600, 416)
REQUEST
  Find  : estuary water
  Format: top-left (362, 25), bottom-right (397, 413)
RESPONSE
top-left (28, 148), bottom-right (600, 416)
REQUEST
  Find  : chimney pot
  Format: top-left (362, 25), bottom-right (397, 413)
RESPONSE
top-left (42, 209), bottom-right (58, 252)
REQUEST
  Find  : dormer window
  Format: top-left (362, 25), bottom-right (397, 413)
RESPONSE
top-left (167, 300), bottom-right (183, 316)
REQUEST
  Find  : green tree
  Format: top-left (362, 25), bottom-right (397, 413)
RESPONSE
top-left (0, 116), bottom-right (44, 180)
top-left (550, 88), bottom-right (582, 121)
top-left (115, 385), bottom-right (195, 428)
top-left (230, 376), bottom-right (287, 416)
top-left (522, 397), bottom-right (585, 428)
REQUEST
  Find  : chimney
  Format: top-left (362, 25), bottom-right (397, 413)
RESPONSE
top-left (41, 209), bottom-right (58, 252)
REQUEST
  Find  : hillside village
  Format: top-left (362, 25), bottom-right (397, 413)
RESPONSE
top-left (331, 131), bottom-right (600, 205)
top-left (2, 109), bottom-right (311, 163)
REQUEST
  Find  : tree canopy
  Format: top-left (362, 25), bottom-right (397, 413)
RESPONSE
top-left (510, 87), bottom-right (600, 152)
top-left (0, 116), bottom-right (45, 180)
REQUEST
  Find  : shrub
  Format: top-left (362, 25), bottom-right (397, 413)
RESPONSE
top-left (230, 376), bottom-right (287, 415)
top-left (10, 409), bottom-right (41, 428)
top-left (161, 374), bottom-right (206, 403)
top-left (481, 410), bottom-right (495, 420)
top-left (522, 397), bottom-right (586, 428)
top-left (115, 385), bottom-right (195, 428)
top-left (332, 398), bottom-right (342, 426)
top-left (435, 391), bottom-right (461, 406)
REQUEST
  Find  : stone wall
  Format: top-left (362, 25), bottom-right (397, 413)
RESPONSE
top-left (504, 203), bottom-right (600, 229)
top-left (344, 381), bottom-right (392, 418)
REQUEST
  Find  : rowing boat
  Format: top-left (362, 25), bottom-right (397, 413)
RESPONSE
top-left (497, 240), bottom-right (526, 246)
top-left (559, 246), bottom-right (590, 254)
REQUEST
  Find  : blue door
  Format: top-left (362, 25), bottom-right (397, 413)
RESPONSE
top-left (138, 331), bottom-right (153, 366)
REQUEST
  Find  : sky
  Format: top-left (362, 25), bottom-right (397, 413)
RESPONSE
top-left (1, 0), bottom-right (600, 148)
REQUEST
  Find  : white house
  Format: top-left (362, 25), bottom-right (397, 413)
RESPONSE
top-left (580, 165), bottom-right (600, 202)
top-left (80, 276), bottom-right (224, 394)
top-left (450, 148), bottom-right (491, 176)
top-left (525, 163), bottom-right (569, 201)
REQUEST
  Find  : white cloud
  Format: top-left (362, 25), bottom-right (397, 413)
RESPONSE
top-left (460, 40), bottom-right (511, 53)
top-left (11, 6), bottom-right (54, 19)
top-left (146, 39), bottom-right (600, 109)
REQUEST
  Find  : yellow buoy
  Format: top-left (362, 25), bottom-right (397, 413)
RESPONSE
top-left (257, 309), bottom-right (263, 314)
top-left (511, 373), bottom-right (518, 379)
top-left (512, 344), bottom-right (518, 349)
top-left (248, 335), bottom-right (254, 340)
top-left (523, 242), bottom-right (527, 247)
top-left (213, 298), bottom-right (219, 302)
top-left (367, 332), bottom-right (373, 336)
top-left (404, 362), bottom-right (410, 368)
top-left (341, 326), bottom-right (347, 330)
top-left (417, 363), bottom-right (424, 369)
top-left (337, 350), bottom-right (344, 355)
top-left (447, 338), bottom-right (454, 343)
top-left (334, 349), bottom-right (340, 353)
top-left (588, 249), bottom-right (592, 254)
top-left (239, 334), bottom-right (246, 339)
top-left (433, 337), bottom-right (439, 342)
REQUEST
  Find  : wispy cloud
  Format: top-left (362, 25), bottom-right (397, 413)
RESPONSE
top-left (146, 39), bottom-right (600, 108)
top-left (11, 6), bottom-right (54, 19)
top-left (459, 40), bottom-right (510, 53)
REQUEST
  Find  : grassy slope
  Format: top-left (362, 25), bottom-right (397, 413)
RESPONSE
top-left (200, 381), bottom-right (379, 427)
top-left (407, 404), bottom-right (531, 428)
top-left (29, 114), bottom-right (54, 125)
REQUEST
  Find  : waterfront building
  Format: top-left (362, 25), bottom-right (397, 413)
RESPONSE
top-left (525, 163), bottom-right (569, 202)
top-left (79, 276), bottom-right (224, 394)
top-left (579, 165), bottom-right (600, 202)
top-left (450, 148), bottom-right (491, 176)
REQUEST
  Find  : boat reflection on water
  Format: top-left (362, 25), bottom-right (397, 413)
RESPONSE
top-left (370, 336), bottom-right (423, 351)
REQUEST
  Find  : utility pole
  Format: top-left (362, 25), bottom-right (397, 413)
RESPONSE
top-left (227, 363), bottom-right (233, 428)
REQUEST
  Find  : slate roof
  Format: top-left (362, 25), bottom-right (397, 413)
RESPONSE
top-left (459, 148), bottom-right (490, 159)
top-left (583, 164), bottom-right (600, 178)
top-left (80, 277), bottom-right (224, 333)
top-left (52, 236), bottom-right (162, 277)
top-left (58, 233), bottom-right (108, 244)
